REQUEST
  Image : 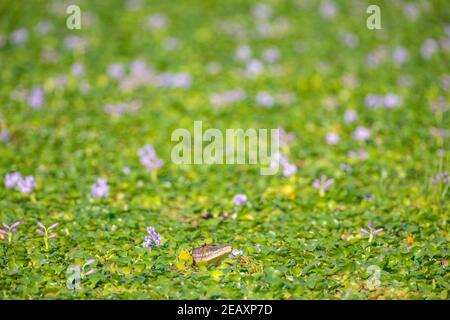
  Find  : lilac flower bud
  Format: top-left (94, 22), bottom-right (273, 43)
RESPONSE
top-left (147, 13), bottom-right (168, 30)
top-left (360, 228), bottom-right (370, 235)
top-left (421, 38), bottom-right (439, 60)
top-left (84, 269), bottom-right (95, 276)
top-left (312, 176), bottom-right (334, 193)
top-left (0, 129), bottom-right (10, 142)
top-left (344, 110), bottom-right (358, 123)
top-left (319, 0), bottom-right (337, 19)
top-left (91, 178), bottom-right (110, 198)
top-left (235, 45), bottom-right (252, 61)
top-left (10, 28), bottom-right (28, 45)
top-left (107, 63), bottom-right (125, 79)
top-left (5, 172), bottom-right (22, 189)
top-left (230, 249), bottom-right (244, 258)
top-left (71, 63), bottom-right (84, 77)
top-left (83, 259), bottom-right (95, 267)
top-left (326, 132), bottom-right (340, 145)
top-left (142, 226), bottom-right (161, 248)
top-left (262, 47), bottom-right (280, 64)
top-left (27, 87), bottom-right (45, 109)
top-left (282, 163), bottom-right (298, 177)
top-left (255, 91), bottom-right (274, 107)
top-left (17, 176), bottom-right (36, 194)
top-left (48, 223), bottom-right (59, 230)
top-left (353, 126), bottom-right (371, 141)
top-left (233, 194), bottom-right (247, 206)
top-left (138, 145), bottom-right (164, 173)
top-left (373, 228), bottom-right (384, 237)
top-left (245, 59), bottom-right (264, 77)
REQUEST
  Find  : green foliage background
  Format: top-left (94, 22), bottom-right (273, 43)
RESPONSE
top-left (0, 0), bottom-right (448, 299)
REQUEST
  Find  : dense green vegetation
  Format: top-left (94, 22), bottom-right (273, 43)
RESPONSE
top-left (0, 0), bottom-right (448, 299)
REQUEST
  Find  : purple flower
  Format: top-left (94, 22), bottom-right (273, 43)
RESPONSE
top-left (82, 258), bottom-right (96, 276)
top-left (37, 222), bottom-right (58, 250)
top-left (0, 129), bottom-right (10, 142)
top-left (229, 249), bottom-right (244, 258)
top-left (104, 101), bottom-right (142, 117)
top-left (393, 47), bottom-right (409, 65)
top-left (340, 32), bottom-right (359, 48)
top-left (344, 110), bottom-right (358, 123)
top-left (138, 145), bottom-right (164, 173)
top-left (36, 20), bottom-right (52, 35)
top-left (0, 221), bottom-right (20, 243)
top-left (255, 91), bottom-right (274, 107)
top-left (63, 35), bottom-right (88, 51)
top-left (233, 194), bottom-right (247, 206)
top-left (421, 38), bottom-right (439, 60)
top-left (71, 63), bottom-right (84, 77)
top-left (5, 172), bottom-right (36, 194)
top-left (107, 63), bottom-right (125, 79)
top-left (10, 28), bottom-right (28, 45)
top-left (430, 96), bottom-right (449, 114)
top-left (403, 4), bottom-right (419, 20)
top-left (340, 163), bottom-right (353, 174)
top-left (319, 0), bottom-right (337, 19)
top-left (278, 128), bottom-right (295, 146)
top-left (147, 13), bottom-right (168, 30)
top-left (326, 132), bottom-right (340, 145)
top-left (252, 3), bottom-right (272, 21)
top-left (157, 73), bottom-right (191, 88)
top-left (17, 175), bottom-right (35, 194)
top-left (271, 152), bottom-right (297, 177)
top-left (210, 89), bottom-right (246, 108)
top-left (312, 175), bottom-right (334, 195)
top-left (384, 93), bottom-right (402, 109)
top-left (84, 269), bottom-right (95, 276)
top-left (262, 47), bottom-right (280, 64)
top-left (104, 103), bottom-right (126, 116)
top-left (365, 94), bottom-right (384, 109)
top-left (142, 226), bottom-right (161, 248)
top-left (245, 59), bottom-right (264, 77)
top-left (48, 223), bottom-right (59, 230)
top-left (282, 163), bottom-right (298, 177)
top-left (123, 166), bottom-right (131, 175)
top-left (83, 259), bottom-right (95, 267)
top-left (91, 178), bottom-right (109, 198)
top-left (434, 171), bottom-right (449, 184)
top-left (353, 126), bottom-right (371, 141)
top-left (27, 87), bottom-right (45, 109)
top-left (348, 148), bottom-right (368, 160)
top-left (5, 172), bottom-right (22, 189)
top-left (235, 45), bottom-right (252, 61)
top-left (360, 221), bottom-right (384, 242)
top-left (2, 222), bottom-right (19, 233)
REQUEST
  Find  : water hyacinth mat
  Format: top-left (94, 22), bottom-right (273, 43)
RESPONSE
top-left (0, 0), bottom-right (449, 301)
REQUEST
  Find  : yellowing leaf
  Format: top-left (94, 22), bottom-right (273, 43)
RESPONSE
top-left (178, 249), bottom-right (192, 263)
top-left (406, 234), bottom-right (414, 246)
top-left (211, 270), bottom-right (223, 280)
